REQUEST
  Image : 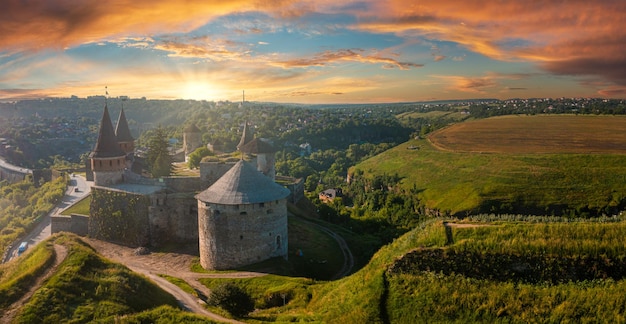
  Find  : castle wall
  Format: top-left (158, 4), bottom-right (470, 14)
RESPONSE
top-left (89, 187), bottom-right (151, 247)
top-left (199, 161), bottom-right (236, 186)
top-left (163, 176), bottom-right (203, 193)
top-left (89, 186), bottom-right (199, 247)
top-left (198, 199), bottom-right (288, 270)
top-left (276, 175), bottom-right (305, 204)
top-left (148, 192), bottom-right (198, 246)
top-left (0, 161), bottom-right (31, 184)
top-left (51, 214), bottom-right (89, 236)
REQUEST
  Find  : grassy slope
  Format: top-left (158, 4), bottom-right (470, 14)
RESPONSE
top-left (352, 115), bottom-right (626, 215)
top-left (11, 234), bottom-right (202, 323)
top-left (302, 219), bottom-right (626, 323)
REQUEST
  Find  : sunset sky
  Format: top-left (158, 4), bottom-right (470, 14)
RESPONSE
top-left (0, 0), bottom-right (624, 103)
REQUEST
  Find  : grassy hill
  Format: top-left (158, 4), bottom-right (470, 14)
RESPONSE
top-left (351, 115), bottom-right (626, 216)
top-left (0, 233), bottom-right (213, 323)
top-left (199, 218), bottom-right (626, 322)
top-left (4, 221), bottom-right (626, 322)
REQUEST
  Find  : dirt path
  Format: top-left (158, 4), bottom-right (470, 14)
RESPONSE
top-left (1, 244), bottom-right (68, 323)
top-left (84, 238), bottom-right (262, 323)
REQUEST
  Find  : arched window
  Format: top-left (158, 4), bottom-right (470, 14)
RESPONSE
top-left (276, 235), bottom-right (281, 249)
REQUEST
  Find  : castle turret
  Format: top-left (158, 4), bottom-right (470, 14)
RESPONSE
top-left (195, 160), bottom-right (290, 270)
top-left (236, 121), bottom-right (253, 151)
top-left (238, 137), bottom-right (277, 180)
top-left (115, 107), bottom-right (134, 155)
top-left (89, 105), bottom-right (126, 186)
top-left (183, 123), bottom-right (202, 159)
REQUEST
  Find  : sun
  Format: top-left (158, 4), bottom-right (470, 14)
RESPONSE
top-left (180, 82), bottom-right (221, 101)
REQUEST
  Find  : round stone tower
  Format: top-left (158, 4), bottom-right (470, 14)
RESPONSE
top-left (183, 123), bottom-right (202, 158)
top-left (89, 105), bottom-right (127, 186)
top-left (195, 160), bottom-right (291, 270)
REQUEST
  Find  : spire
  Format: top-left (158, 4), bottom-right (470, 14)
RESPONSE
top-left (115, 108), bottom-right (134, 142)
top-left (237, 121), bottom-right (254, 151)
top-left (91, 105), bottom-right (125, 158)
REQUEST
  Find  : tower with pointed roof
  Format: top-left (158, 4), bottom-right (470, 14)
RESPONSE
top-left (195, 160), bottom-right (290, 270)
top-left (183, 123), bottom-right (202, 159)
top-left (115, 108), bottom-right (134, 154)
top-left (239, 137), bottom-right (277, 180)
top-left (89, 105), bottom-right (127, 186)
top-left (236, 121), bottom-right (254, 151)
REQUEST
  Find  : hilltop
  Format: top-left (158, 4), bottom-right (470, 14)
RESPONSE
top-left (352, 114), bottom-right (626, 216)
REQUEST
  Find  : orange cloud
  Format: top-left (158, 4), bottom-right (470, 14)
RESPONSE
top-left (0, 0), bottom-right (300, 52)
top-left (352, 1), bottom-right (626, 86)
top-left (154, 36), bottom-right (247, 61)
top-left (272, 48), bottom-right (423, 70)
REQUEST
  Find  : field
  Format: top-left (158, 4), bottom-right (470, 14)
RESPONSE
top-left (352, 115), bottom-right (626, 215)
top-left (430, 115), bottom-right (626, 154)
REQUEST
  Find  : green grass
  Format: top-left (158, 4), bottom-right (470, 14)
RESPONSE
top-left (382, 220), bottom-right (626, 323)
top-left (198, 275), bottom-right (317, 322)
top-left (14, 233), bottom-right (182, 322)
top-left (93, 305), bottom-right (219, 323)
top-left (352, 116), bottom-right (626, 215)
top-left (0, 239), bottom-right (56, 309)
top-left (60, 194), bottom-right (91, 216)
top-left (159, 274), bottom-right (199, 297)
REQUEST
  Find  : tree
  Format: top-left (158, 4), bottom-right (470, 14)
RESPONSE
top-left (187, 147), bottom-right (212, 169)
top-left (208, 283), bottom-right (255, 317)
top-left (146, 126), bottom-right (172, 178)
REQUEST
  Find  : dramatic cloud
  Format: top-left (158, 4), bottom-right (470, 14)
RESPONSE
top-left (0, 1), bottom-right (623, 102)
top-left (352, 0), bottom-right (626, 87)
top-left (0, 0), bottom-right (301, 52)
top-left (272, 49), bottom-right (423, 70)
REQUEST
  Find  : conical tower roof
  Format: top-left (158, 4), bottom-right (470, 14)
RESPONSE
top-left (239, 138), bottom-right (276, 154)
top-left (115, 108), bottom-right (134, 142)
top-left (195, 160), bottom-right (290, 205)
top-left (184, 123), bottom-right (201, 133)
top-left (237, 122), bottom-right (254, 151)
top-left (91, 105), bottom-right (126, 158)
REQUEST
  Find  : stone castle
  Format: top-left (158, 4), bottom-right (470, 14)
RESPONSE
top-left (54, 104), bottom-right (303, 270)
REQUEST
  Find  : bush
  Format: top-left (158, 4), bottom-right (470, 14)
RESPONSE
top-left (208, 282), bottom-right (254, 317)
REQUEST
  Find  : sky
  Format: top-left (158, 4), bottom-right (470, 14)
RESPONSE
top-left (0, 0), bottom-right (624, 104)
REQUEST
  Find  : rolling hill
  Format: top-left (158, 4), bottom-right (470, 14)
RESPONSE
top-left (351, 115), bottom-right (626, 216)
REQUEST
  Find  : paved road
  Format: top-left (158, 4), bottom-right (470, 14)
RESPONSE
top-left (2, 174), bottom-right (91, 263)
top-left (0, 157), bottom-right (33, 175)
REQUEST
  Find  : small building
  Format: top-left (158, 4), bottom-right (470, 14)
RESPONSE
top-left (319, 188), bottom-right (343, 203)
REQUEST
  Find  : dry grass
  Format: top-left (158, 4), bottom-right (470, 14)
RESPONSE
top-left (429, 115), bottom-right (626, 154)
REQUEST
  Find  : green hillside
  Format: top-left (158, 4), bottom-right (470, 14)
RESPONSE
top-left (0, 233), bottom-right (212, 323)
top-left (351, 115), bottom-right (626, 216)
top-left (209, 218), bottom-right (626, 322)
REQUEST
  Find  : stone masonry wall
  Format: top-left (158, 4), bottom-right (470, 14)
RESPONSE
top-left (148, 192), bottom-right (198, 247)
top-left (89, 187), bottom-right (151, 247)
top-left (198, 198), bottom-right (288, 270)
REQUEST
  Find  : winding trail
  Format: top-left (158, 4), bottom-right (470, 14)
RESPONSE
top-left (84, 238), bottom-right (256, 323)
top-left (1, 244), bottom-right (68, 323)
top-left (292, 215), bottom-right (354, 280)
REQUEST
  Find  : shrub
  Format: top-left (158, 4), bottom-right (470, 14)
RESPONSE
top-left (208, 282), bottom-right (254, 317)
